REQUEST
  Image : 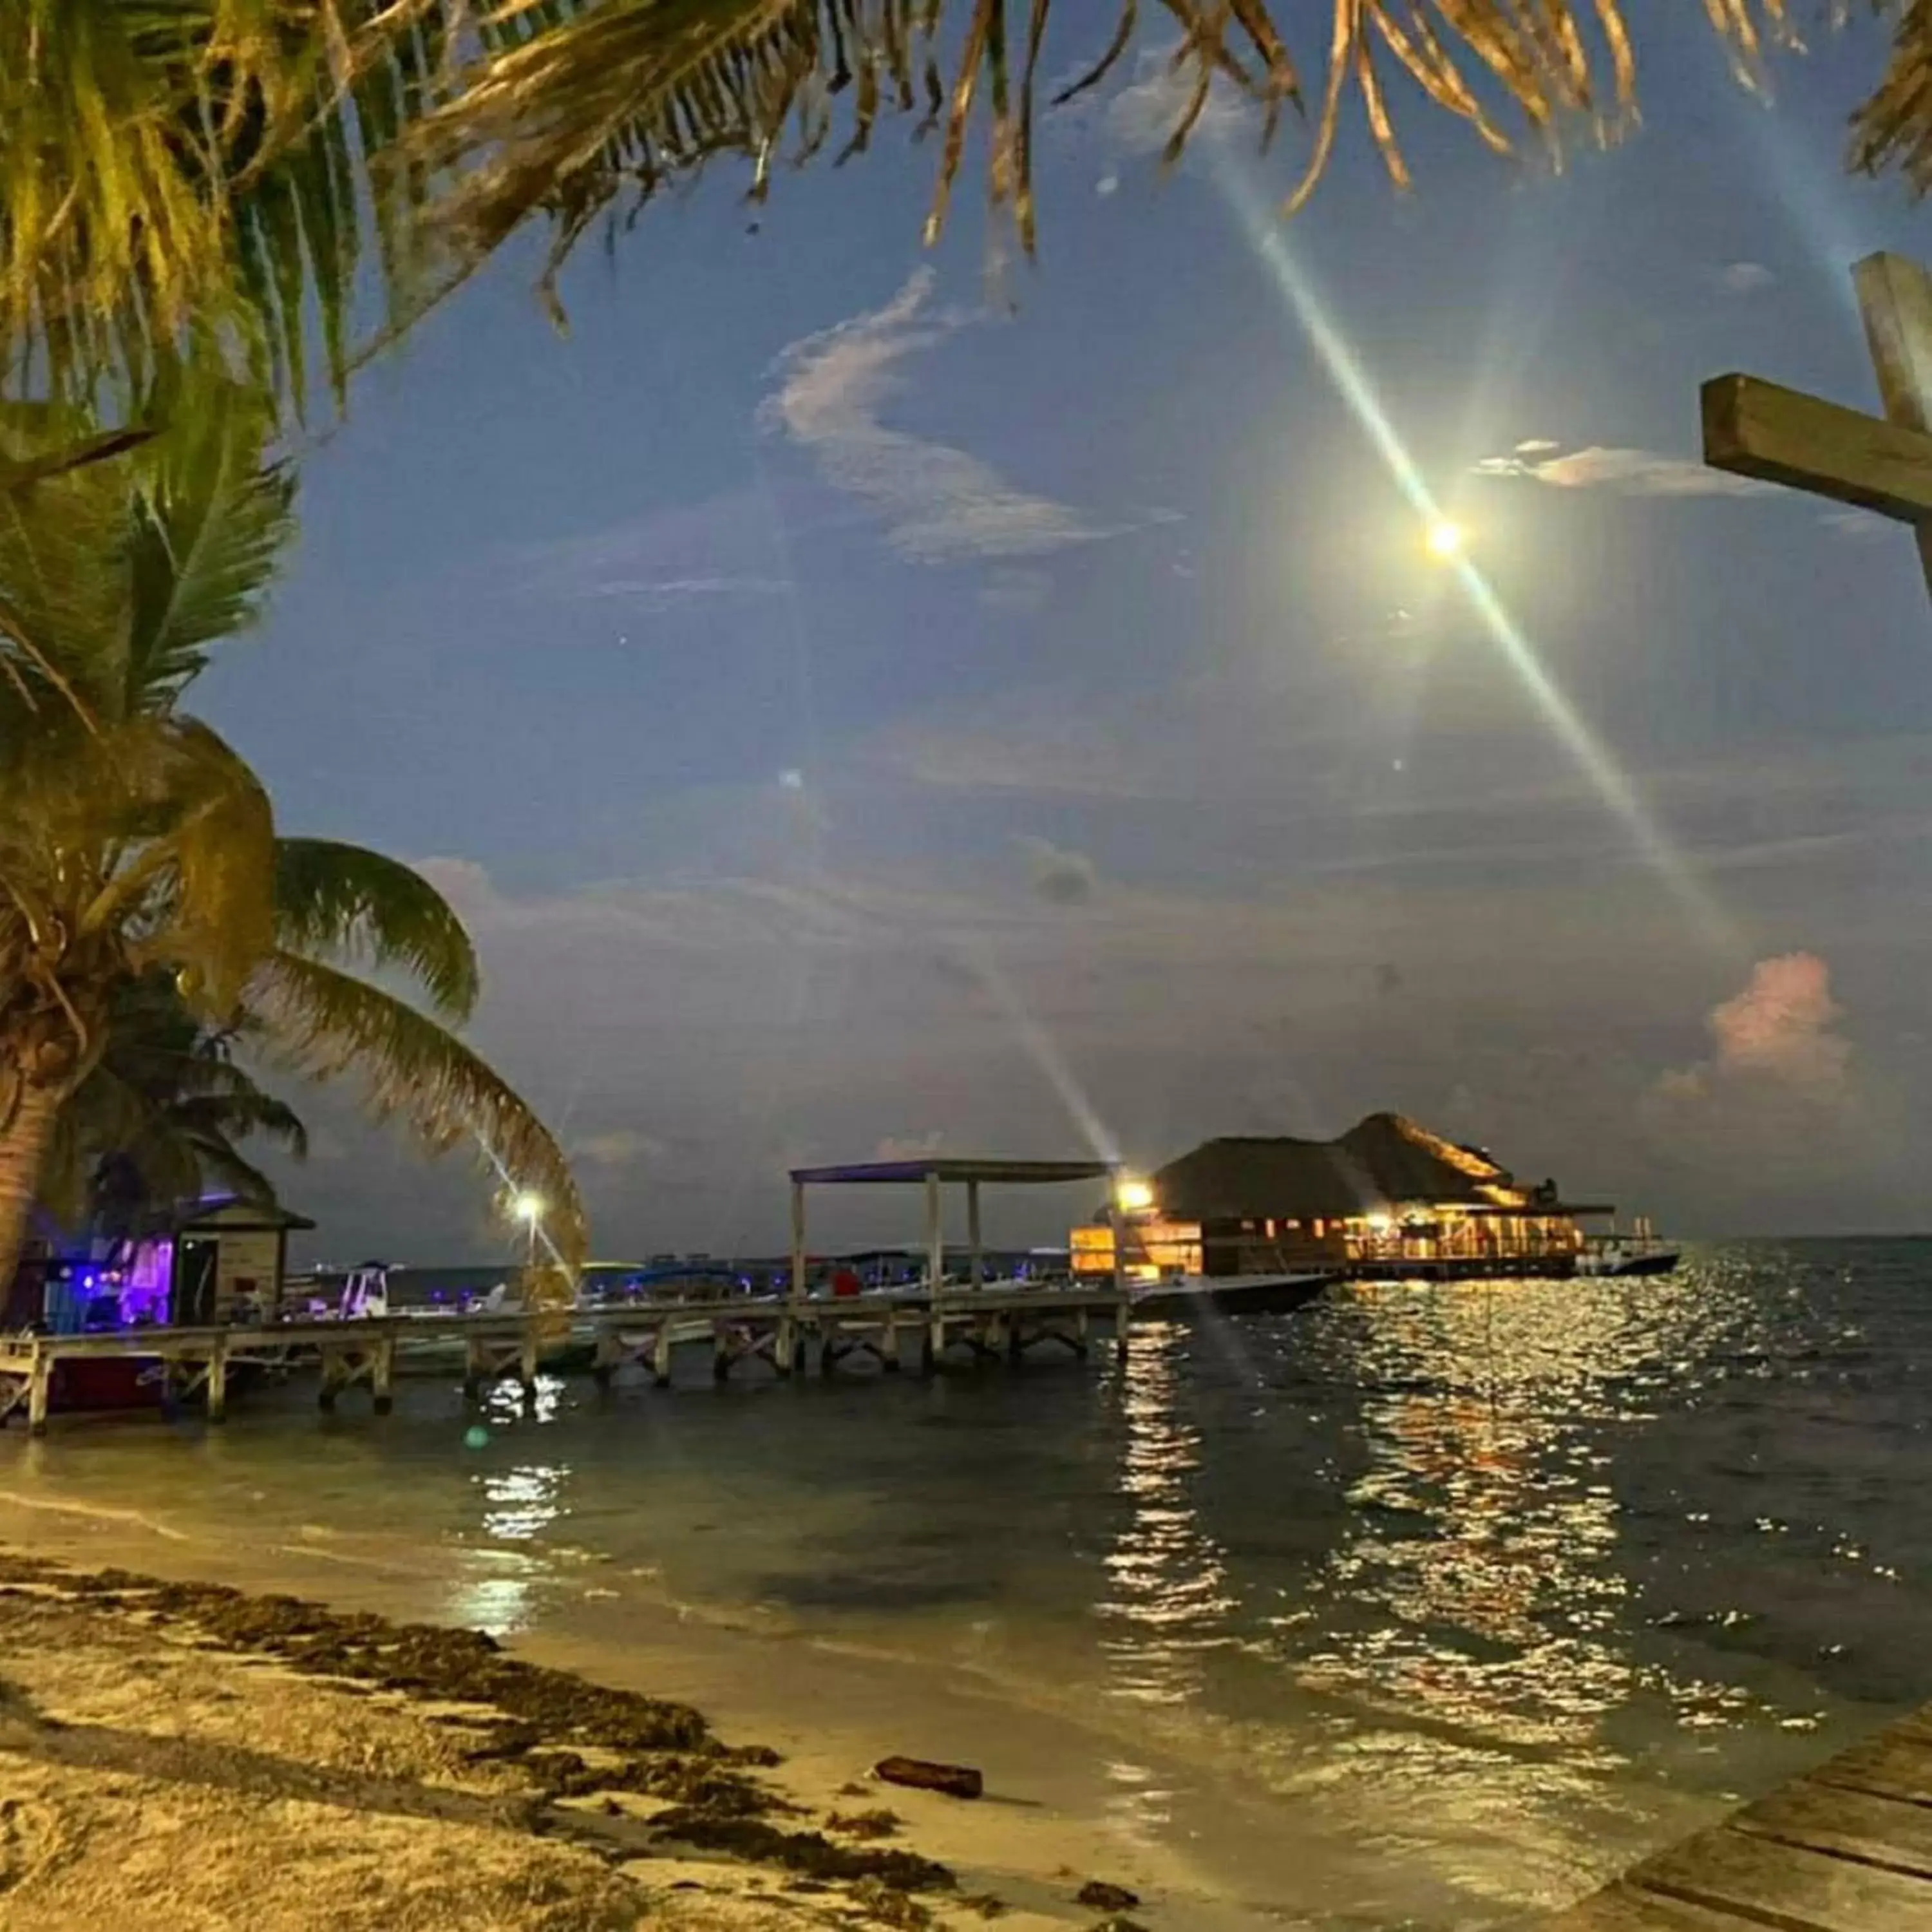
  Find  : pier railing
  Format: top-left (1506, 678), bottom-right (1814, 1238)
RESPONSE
top-left (0, 1281), bottom-right (1132, 1434)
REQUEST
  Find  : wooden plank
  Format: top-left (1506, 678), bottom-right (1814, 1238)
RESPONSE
top-left (1633, 1820), bottom-right (1932, 1929)
top-left (1811, 1725), bottom-right (1932, 1810)
top-left (1542, 1879), bottom-right (1761, 1930)
top-left (1738, 1776), bottom-right (1932, 1879)
top-left (1701, 372), bottom-right (1932, 522)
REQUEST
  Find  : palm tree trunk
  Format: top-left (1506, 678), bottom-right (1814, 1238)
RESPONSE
top-left (0, 1083), bottom-right (61, 1302)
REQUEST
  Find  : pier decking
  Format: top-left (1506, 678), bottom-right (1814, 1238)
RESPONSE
top-left (1547, 1701), bottom-right (1932, 1929)
top-left (0, 1283), bottom-right (1129, 1432)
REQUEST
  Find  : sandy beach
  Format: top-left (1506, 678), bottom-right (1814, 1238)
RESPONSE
top-left (0, 1541), bottom-right (1155, 1932)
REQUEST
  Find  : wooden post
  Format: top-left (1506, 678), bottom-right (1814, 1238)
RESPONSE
top-left (712, 1320), bottom-right (732, 1383)
top-left (27, 1350), bottom-right (50, 1437)
top-left (966, 1179), bottom-right (983, 1292)
top-left (1856, 251), bottom-right (1932, 598)
top-left (790, 1178), bottom-right (808, 1314)
top-left (206, 1334), bottom-right (229, 1423)
top-left (463, 1334), bottom-right (487, 1401)
top-left (317, 1347), bottom-right (341, 1411)
top-left (878, 1306), bottom-right (900, 1372)
top-left (652, 1323), bottom-right (672, 1388)
top-left (819, 1318), bottom-right (838, 1376)
top-left (371, 1336), bottom-right (395, 1416)
top-left (924, 1307), bottom-right (944, 1376)
top-left (773, 1315), bottom-right (795, 1378)
top-left (1073, 1305), bottom-right (1090, 1358)
top-left (1007, 1314), bottom-right (1024, 1364)
top-left (518, 1323), bottom-right (539, 1395)
top-left (925, 1170), bottom-right (945, 1296)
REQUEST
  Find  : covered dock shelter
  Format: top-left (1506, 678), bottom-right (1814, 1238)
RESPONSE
top-left (786, 1157), bottom-right (1119, 1305)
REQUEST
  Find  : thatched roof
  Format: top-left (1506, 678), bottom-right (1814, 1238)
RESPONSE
top-left (1151, 1113), bottom-right (1531, 1221)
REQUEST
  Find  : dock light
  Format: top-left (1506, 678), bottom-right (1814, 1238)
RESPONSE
top-left (1425, 518), bottom-right (1466, 562)
top-left (1367, 1212), bottom-right (1395, 1234)
top-left (509, 1191), bottom-right (545, 1266)
top-left (1115, 1177), bottom-right (1155, 1214)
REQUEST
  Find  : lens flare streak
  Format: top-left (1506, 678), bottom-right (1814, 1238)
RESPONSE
top-left (1207, 149), bottom-right (1735, 955)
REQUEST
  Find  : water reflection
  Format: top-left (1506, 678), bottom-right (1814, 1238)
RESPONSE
top-left (1299, 1271), bottom-right (1787, 1749)
top-left (1096, 1320), bottom-right (1240, 1840)
top-left (1098, 1320), bottom-right (1237, 1707)
top-left (477, 1461), bottom-right (572, 1542)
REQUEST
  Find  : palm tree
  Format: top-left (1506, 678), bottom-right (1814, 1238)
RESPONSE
top-left (0, 3), bottom-right (1924, 413)
top-left (0, 381), bottom-right (587, 1293)
top-left (44, 969), bottom-right (309, 1240)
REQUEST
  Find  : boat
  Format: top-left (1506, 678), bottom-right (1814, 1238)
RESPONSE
top-left (1577, 1231), bottom-right (1681, 1278)
top-left (1128, 1271), bottom-right (1336, 1317)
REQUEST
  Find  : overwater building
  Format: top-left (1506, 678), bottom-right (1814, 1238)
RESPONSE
top-left (1074, 1113), bottom-right (1613, 1282)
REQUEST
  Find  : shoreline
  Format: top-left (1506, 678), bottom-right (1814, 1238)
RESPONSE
top-left (0, 1533), bottom-right (1170, 1932)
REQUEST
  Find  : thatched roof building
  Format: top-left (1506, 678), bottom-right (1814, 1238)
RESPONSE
top-left (1075, 1112), bottom-right (1610, 1283)
top-left (1151, 1113), bottom-right (1547, 1222)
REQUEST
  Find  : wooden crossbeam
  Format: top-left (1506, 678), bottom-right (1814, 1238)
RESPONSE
top-left (1703, 251), bottom-right (1932, 600)
top-left (1702, 373), bottom-right (1932, 523)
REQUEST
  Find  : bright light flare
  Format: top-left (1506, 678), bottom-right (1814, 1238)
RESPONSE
top-left (1425, 518), bottom-right (1467, 561)
top-left (1115, 1177), bottom-right (1156, 1213)
top-left (1204, 147), bottom-right (1736, 957)
top-left (510, 1191), bottom-right (546, 1225)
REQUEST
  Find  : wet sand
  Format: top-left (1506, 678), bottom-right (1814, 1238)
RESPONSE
top-left (0, 1536), bottom-right (1162, 1932)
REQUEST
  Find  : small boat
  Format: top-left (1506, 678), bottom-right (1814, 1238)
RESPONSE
top-left (1577, 1233), bottom-right (1681, 1278)
top-left (1128, 1272), bottom-right (1336, 1317)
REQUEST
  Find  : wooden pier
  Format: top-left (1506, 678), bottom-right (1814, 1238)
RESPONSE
top-left (1547, 1701), bottom-right (1932, 1929)
top-left (0, 1282), bottom-right (1129, 1434)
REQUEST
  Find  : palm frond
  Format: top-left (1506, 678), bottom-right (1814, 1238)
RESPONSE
top-left (249, 949), bottom-right (588, 1270)
top-left (0, 403), bottom-right (140, 726)
top-left (274, 837), bottom-right (480, 1019)
top-left (66, 715), bottom-right (280, 1011)
top-left (390, 0), bottom-right (1792, 290)
top-left (0, 1), bottom-right (469, 412)
top-left (0, 0), bottom-right (1850, 411)
top-left (124, 374), bottom-right (296, 708)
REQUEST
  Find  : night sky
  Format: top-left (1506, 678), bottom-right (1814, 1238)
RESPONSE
top-left (198, 12), bottom-right (1932, 1260)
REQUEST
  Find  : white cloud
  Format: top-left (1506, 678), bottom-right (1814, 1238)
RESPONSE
top-left (1474, 444), bottom-right (1777, 499)
top-left (1104, 47), bottom-right (1247, 156)
top-left (762, 270), bottom-right (1123, 564)
top-left (1514, 439), bottom-right (1560, 456)
top-left (517, 488), bottom-right (791, 607)
top-left (1718, 261), bottom-right (1777, 296)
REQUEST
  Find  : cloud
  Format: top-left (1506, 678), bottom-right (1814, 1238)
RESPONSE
top-left (1016, 835), bottom-right (1100, 906)
top-left (762, 270), bottom-right (1124, 563)
top-left (1819, 506), bottom-right (1891, 544)
top-left (573, 1130), bottom-right (666, 1170)
top-left (873, 1130), bottom-right (945, 1162)
top-left (980, 567), bottom-right (1055, 614)
top-left (1104, 47), bottom-right (1247, 156)
top-left (1514, 439), bottom-right (1560, 456)
top-left (1473, 444), bottom-right (1777, 499)
top-left (516, 488), bottom-right (792, 608)
top-left (1653, 954), bottom-right (1852, 1109)
top-left (1718, 261), bottom-right (1777, 296)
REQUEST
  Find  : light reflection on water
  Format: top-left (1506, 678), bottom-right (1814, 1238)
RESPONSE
top-left (4, 1242), bottom-right (1929, 1927)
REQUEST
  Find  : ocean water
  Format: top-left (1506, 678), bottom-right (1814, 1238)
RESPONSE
top-left (5, 1240), bottom-right (1930, 1926)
